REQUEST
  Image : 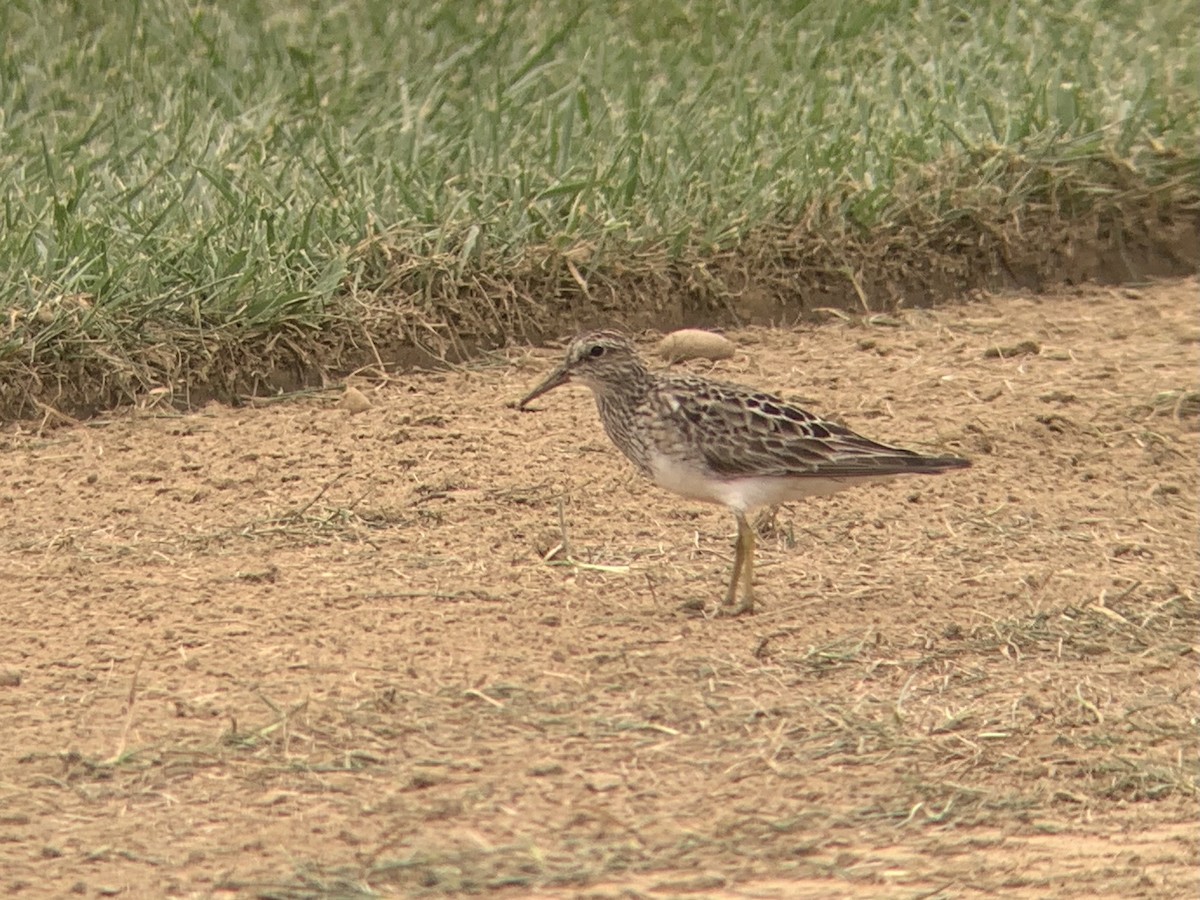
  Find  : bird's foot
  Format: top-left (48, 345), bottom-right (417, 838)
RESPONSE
top-left (715, 599), bottom-right (755, 617)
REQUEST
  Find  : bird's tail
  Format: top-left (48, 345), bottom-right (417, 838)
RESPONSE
top-left (904, 453), bottom-right (972, 474)
top-left (817, 452), bottom-right (971, 478)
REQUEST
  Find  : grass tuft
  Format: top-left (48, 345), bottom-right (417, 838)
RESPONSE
top-left (1, 0), bottom-right (1197, 417)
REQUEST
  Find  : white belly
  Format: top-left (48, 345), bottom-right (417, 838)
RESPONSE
top-left (647, 454), bottom-right (892, 514)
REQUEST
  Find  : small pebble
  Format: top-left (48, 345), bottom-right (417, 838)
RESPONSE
top-left (982, 340), bottom-right (1040, 359)
top-left (585, 773), bottom-right (622, 792)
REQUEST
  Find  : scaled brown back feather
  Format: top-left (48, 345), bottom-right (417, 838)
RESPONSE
top-left (654, 374), bottom-right (969, 479)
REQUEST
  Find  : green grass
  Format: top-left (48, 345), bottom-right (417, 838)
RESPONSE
top-left (0, 0), bottom-right (1197, 414)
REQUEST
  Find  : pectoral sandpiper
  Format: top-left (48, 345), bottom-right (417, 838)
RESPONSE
top-left (518, 330), bottom-right (970, 615)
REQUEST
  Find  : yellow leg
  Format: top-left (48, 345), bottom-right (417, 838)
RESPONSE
top-left (725, 516), bottom-right (746, 607)
top-left (720, 514), bottom-right (756, 616)
top-left (739, 517), bottom-right (756, 614)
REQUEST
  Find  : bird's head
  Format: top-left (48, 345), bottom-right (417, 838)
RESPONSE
top-left (517, 330), bottom-right (643, 408)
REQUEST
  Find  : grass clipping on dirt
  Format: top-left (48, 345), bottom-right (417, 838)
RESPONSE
top-left (1, 0), bottom-right (1198, 419)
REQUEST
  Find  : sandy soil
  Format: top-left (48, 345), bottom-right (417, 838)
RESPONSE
top-left (1, 278), bottom-right (1197, 899)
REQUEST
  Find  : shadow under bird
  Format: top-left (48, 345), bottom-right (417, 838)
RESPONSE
top-left (518, 330), bottom-right (970, 615)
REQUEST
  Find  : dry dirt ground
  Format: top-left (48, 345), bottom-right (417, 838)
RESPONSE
top-left (1, 279), bottom-right (1197, 899)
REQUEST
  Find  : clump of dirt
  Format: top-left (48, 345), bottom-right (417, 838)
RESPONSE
top-left (0, 279), bottom-right (1195, 897)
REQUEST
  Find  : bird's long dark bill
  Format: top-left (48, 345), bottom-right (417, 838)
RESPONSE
top-left (518, 364), bottom-right (571, 408)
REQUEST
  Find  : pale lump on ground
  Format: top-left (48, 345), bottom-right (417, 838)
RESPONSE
top-left (657, 329), bottom-right (736, 363)
top-left (338, 385), bottom-right (373, 413)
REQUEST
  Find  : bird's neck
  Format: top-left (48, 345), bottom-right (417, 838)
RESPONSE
top-left (592, 374), bottom-right (653, 473)
top-left (593, 369), bottom-right (650, 415)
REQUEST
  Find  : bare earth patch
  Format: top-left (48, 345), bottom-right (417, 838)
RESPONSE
top-left (1, 279), bottom-right (1196, 899)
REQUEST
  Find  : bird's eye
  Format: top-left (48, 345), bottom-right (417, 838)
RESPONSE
top-left (588, 345), bottom-right (606, 358)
